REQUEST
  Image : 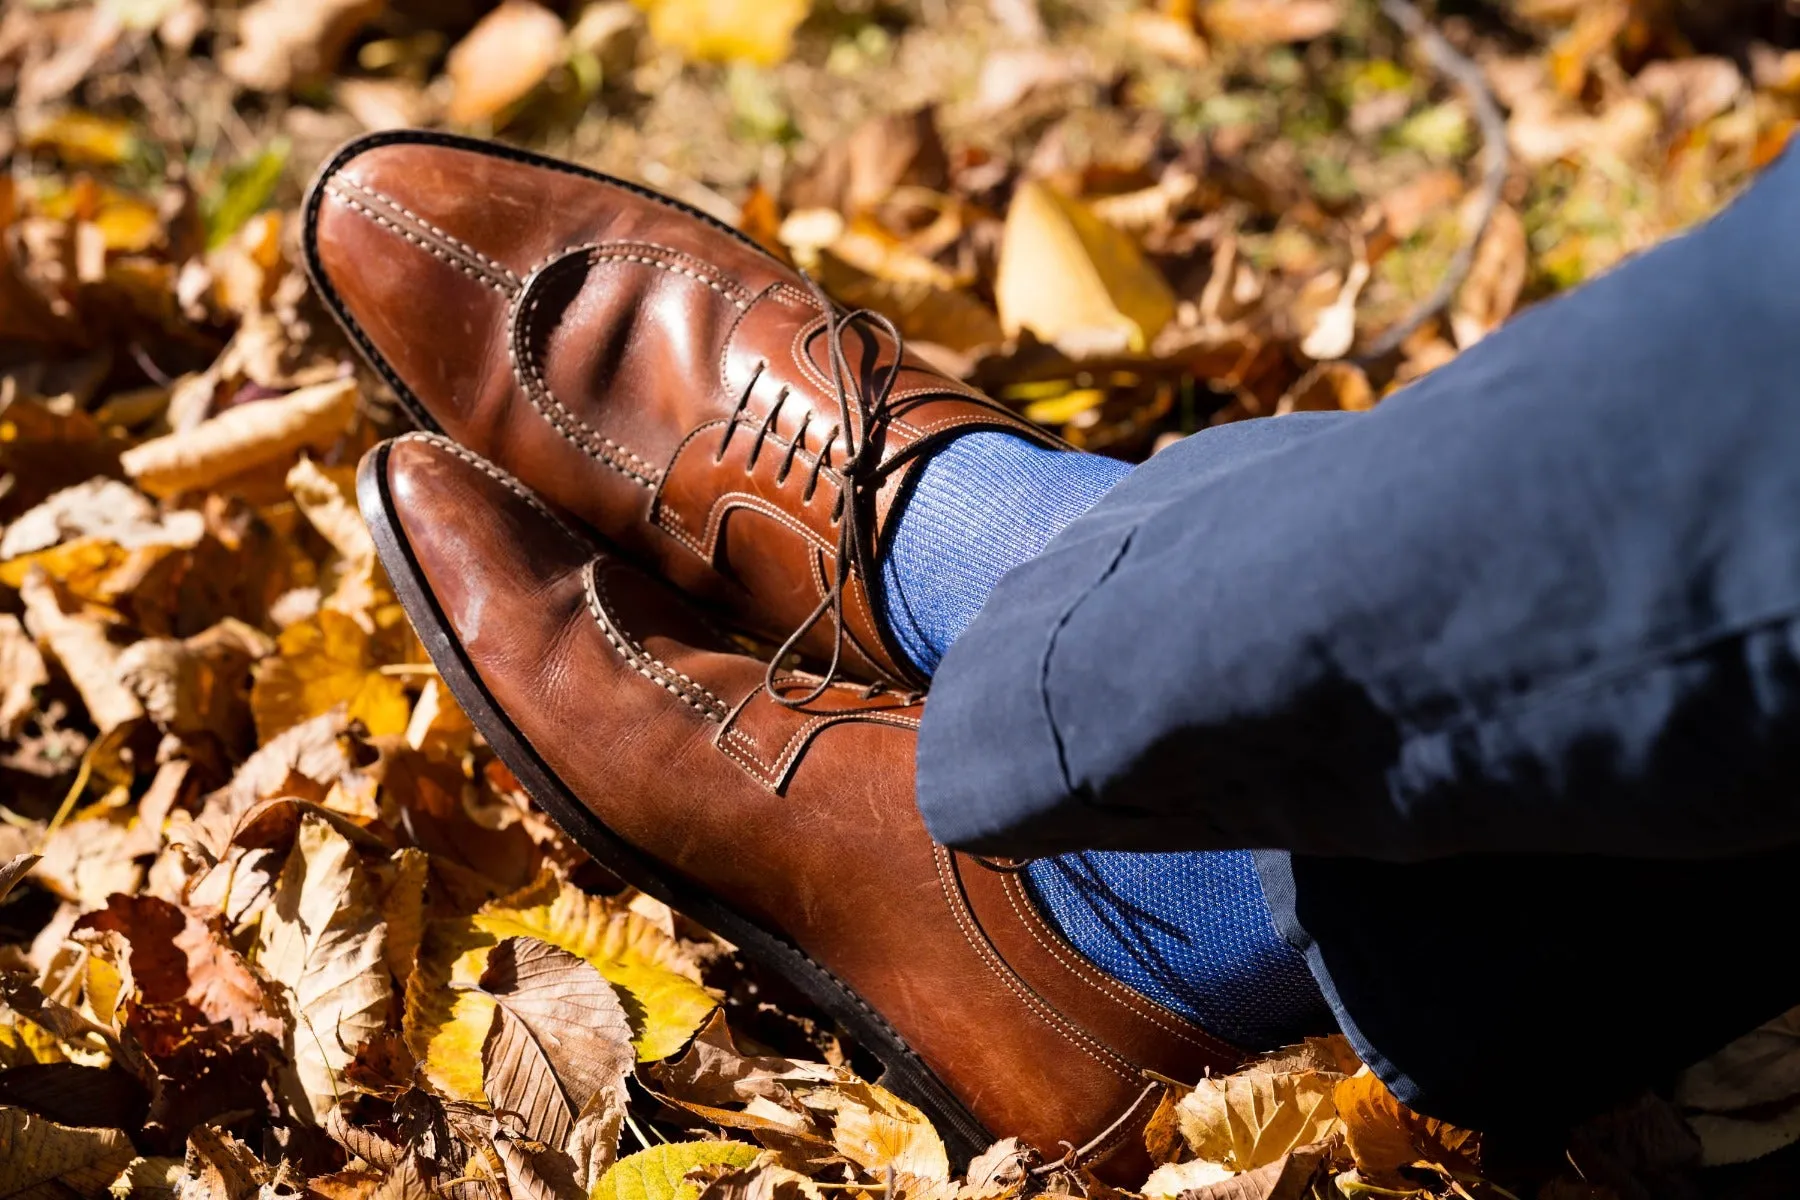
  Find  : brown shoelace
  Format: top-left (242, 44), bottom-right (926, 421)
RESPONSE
top-left (764, 275), bottom-right (908, 709)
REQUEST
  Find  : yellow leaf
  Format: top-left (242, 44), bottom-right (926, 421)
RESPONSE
top-left (995, 181), bottom-right (1176, 356)
top-left (1335, 1069), bottom-right (1480, 1184)
top-left (20, 112), bottom-right (139, 165)
top-left (407, 876), bottom-right (717, 1104)
top-left (1022, 388), bottom-right (1105, 426)
top-left (635, 0), bottom-right (812, 66)
top-left (251, 608), bottom-right (412, 741)
top-left (445, 0), bottom-right (568, 125)
top-left (593, 1141), bottom-right (760, 1200)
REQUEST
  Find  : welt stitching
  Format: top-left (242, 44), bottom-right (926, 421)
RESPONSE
top-left (932, 848), bottom-right (1137, 1083)
top-left (585, 563), bottom-right (728, 720)
top-left (329, 190), bottom-right (511, 291)
top-left (334, 178), bottom-right (521, 283)
top-left (594, 564), bottom-right (726, 708)
top-left (1000, 873), bottom-right (1225, 1054)
top-left (393, 433), bottom-right (586, 545)
top-left (509, 273), bottom-right (662, 486)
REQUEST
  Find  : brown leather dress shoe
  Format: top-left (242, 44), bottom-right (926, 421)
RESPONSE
top-left (311, 130), bottom-right (1061, 691)
top-left (359, 432), bottom-right (1242, 1178)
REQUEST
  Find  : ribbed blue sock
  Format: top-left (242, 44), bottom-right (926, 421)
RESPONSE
top-left (879, 431), bottom-right (1332, 1049)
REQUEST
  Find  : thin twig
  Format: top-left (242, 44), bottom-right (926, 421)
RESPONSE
top-left (1355, 0), bottom-right (1512, 365)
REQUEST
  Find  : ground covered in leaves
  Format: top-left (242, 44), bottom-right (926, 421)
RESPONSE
top-left (4, 1), bottom-right (1800, 1198)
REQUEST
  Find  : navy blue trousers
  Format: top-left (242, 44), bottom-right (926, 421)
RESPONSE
top-left (917, 146), bottom-right (1800, 1130)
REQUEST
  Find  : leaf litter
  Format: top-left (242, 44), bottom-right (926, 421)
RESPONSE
top-left (0, 0), bottom-right (1796, 1196)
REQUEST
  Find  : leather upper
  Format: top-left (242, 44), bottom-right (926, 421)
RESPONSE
top-left (370, 433), bottom-right (1243, 1178)
top-left (309, 131), bottom-right (1063, 687)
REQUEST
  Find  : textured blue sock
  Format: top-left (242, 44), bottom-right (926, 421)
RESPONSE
top-left (879, 431), bottom-right (1332, 1049)
top-left (880, 432), bottom-right (1132, 674)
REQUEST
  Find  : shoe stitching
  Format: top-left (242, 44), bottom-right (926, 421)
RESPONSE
top-left (327, 186), bottom-right (517, 293)
top-left (721, 705), bottom-right (921, 789)
top-left (333, 177), bottom-right (522, 285)
top-left (510, 260), bottom-right (663, 487)
top-left (585, 561), bottom-right (730, 720)
top-left (391, 432), bottom-right (589, 546)
top-left (999, 873), bottom-right (1234, 1057)
top-left (933, 847), bottom-right (1138, 1084)
top-left (523, 240), bottom-right (754, 310)
top-left (699, 492), bottom-right (836, 560)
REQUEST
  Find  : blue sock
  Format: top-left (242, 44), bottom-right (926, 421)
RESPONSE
top-left (879, 431), bottom-right (1332, 1049)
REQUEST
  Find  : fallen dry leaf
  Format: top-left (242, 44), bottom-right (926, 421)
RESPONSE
top-left (995, 181), bottom-right (1176, 355)
top-left (0, 1105), bottom-right (136, 1197)
top-left (257, 813), bottom-right (391, 1125)
top-left (444, 0), bottom-right (568, 126)
top-left (476, 936), bottom-right (634, 1154)
top-left (1200, 0), bottom-right (1342, 44)
top-left (637, 0), bottom-right (812, 66)
top-left (0, 854), bottom-right (40, 904)
top-left (19, 569), bottom-right (144, 732)
top-left (119, 378), bottom-right (358, 500)
top-left (0, 615), bottom-right (49, 738)
top-left (250, 608), bottom-right (411, 742)
top-left (221, 0), bottom-right (385, 92)
top-left (1177, 1062), bottom-right (1344, 1173)
top-left (1334, 1069), bottom-right (1479, 1184)
top-left (408, 874), bottom-right (716, 1105)
top-left (594, 1141), bottom-right (762, 1200)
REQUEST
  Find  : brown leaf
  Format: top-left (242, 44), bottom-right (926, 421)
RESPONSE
top-left (477, 937), bottom-right (634, 1153)
top-left (787, 108), bottom-right (949, 214)
top-left (1162, 1143), bottom-right (1330, 1200)
top-left (444, 1), bottom-right (568, 125)
top-left (115, 619), bottom-right (272, 739)
top-left (0, 615), bottom-right (49, 739)
top-left (796, 1080), bottom-right (949, 1179)
top-left (75, 895), bottom-right (278, 1038)
top-left (373, 1152), bottom-right (437, 1200)
top-left (1176, 1064), bottom-right (1342, 1173)
top-left (33, 814), bottom-right (143, 913)
top-left (1450, 204), bottom-right (1528, 350)
top-left (18, 569), bottom-right (143, 733)
top-left (256, 813), bottom-right (391, 1125)
top-left (119, 378), bottom-right (357, 500)
top-left (0, 1104), bottom-right (135, 1197)
top-left (0, 854), bottom-right (39, 904)
top-left (379, 848), bottom-right (430, 991)
top-left (1335, 1069), bottom-right (1478, 1184)
top-left (491, 1118), bottom-right (586, 1200)
top-left (1200, 0), bottom-right (1341, 44)
top-left (655, 1010), bottom-right (837, 1108)
top-left (178, 1124), bottom-right (275, 1200)
top-left (221, 0), bottom-right (385, 92)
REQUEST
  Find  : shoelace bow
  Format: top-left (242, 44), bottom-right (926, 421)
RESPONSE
top-left (763, 275), bottom-right (910, 709)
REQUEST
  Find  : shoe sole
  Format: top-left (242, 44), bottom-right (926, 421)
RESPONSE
top-left (357, 439), bottom-right (994, 1163)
